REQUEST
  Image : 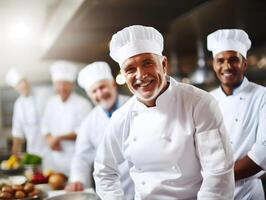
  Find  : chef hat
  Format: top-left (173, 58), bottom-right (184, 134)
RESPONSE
top-left (50, 60), bottom-right (78, 82)
top-left (5, 68), bottom-right (25, 87)
top-left (207, 29), bottom-right (251, 58)
top-left (77, 61), bottom-right (114, 91)
top-left (110, 25), bottom-right (164, 67)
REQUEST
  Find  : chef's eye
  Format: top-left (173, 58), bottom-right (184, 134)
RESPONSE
top-left (215, 58), bottom-right (224, 64)
top-left (124, 67), bottom-right (136, 74)
top-left (228, 56), bottom-right (240, 64)
top-left (143, 60), bottom-right (153, 67)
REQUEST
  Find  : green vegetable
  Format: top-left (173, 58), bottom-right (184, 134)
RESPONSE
top-left (21, 153), bottom-right (42, 165)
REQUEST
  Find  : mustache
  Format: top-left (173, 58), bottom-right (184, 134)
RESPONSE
top-left (222, 69), bottom-right (235, 74)
top-left (133, 76), bottom-right (154, 87)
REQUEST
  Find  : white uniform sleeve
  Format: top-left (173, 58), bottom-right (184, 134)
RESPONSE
top-left (12, 100), bottom-right (25, 138)
top-left (70, 118), bottom-right (95, 187)
top-left (194, 96), bottom-right (234, 200)
top-left (73, 99), bottom-right (92, 134)
top-left (93, 122), bottom-right (125, 200)
top-left (248, 93), bottom-right (266, 169)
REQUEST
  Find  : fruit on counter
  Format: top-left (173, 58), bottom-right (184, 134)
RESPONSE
top-left (0, 155), bottom-right (20, 170)
top-left (14, 190), bottom-right (26, 198)
top-left (1, 185), bottom-right (14, 193)
top-left (21, 153), bottom-right (42, 165)
top-left (48, 173), bottom-right (67, 190)
top-left (0, 182), bottom-right (42, 199)
top-left (23, 182), bottom-right (34, 193)
top-left (12, 184), bottom-right (24, 191)
top-left (30, 171), bottom-right (48, 184)
top-left (43, 169), bottom-right (54, 177)
top-left (0, 191), bottom-right (12, 199)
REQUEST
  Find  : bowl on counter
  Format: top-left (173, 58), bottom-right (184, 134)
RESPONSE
top-left (0, 153), bottom-right (24, 175)
top-left (45, 192), bottom-right (99, 200)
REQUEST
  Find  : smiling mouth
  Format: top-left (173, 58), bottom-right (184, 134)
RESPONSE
top-left (222, 71), bottom-right (235, 77)
top-left (138, 80), bottom-right (153, 88)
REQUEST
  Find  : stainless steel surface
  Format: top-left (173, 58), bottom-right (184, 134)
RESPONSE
top-left (45, 192), bottom-right (99, 200)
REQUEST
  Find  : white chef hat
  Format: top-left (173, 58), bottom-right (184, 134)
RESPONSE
top-left (50, 60), bottom-right (78, 82)
top-left (5, 68), bottom-right (25, 87)
top-left (77, 61), bottom-right (114, 91)
top-left (207, 29), bottom-right (251, 58)
top-left (110, 25), bottom-right (164, 67)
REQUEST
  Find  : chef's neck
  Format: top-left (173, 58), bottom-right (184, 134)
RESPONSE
top-left (221, 79), bottom-right (243, 96)
top-left (104, 97), bottom-right (119, 118)
top-left (59, 93), bottom-right (71, 102)
top-left (138, 81), bottom-right (169, 107)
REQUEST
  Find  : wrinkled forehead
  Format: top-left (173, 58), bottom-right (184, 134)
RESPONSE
top-left (122, 53), bottom-right (160, 69)
top-left (54, 80), bottom-right (73, 86)
top-left (89, 79), bottom-right (114, 92)
top-left (214, 50), bottom-right (243, 60)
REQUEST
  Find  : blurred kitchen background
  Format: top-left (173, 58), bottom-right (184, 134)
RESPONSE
top-left (0, 0), bottom-right (266, 150)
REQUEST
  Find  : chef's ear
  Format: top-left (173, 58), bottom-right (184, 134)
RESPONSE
top-left (161, 56), bottom-right (168, 75)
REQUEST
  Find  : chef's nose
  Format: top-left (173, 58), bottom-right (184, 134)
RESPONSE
top-left (225, 60), bottom-right (232, 69)
top-left (136, 66), bottom-right (145, 80)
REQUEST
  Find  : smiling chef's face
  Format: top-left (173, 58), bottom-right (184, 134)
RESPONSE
top-left (121, 53), bottom-right (168, 106)
top-left (15, 79), bottom-right (30, 96)
top-left (87, 79), bottom-right (117, 111)
top-left (213, 51), bottom-right (247, 94)
top-left (54, 80), bottom-right (74, 102)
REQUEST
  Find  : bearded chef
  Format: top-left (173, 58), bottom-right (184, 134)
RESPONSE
top-left (208, 29), bottom-right (266, 199)
top-left (41, 60), bottom-right (92, 176)
top-left (6, 68), bottom-right (51, 165)
top-left (93, 25), bottom-right (235, 200)
top-left (65, 61), bottom-right (134, 199)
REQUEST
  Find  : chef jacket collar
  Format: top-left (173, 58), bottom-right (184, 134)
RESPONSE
top-left (103, 98), bottom-right (119, 118)
top-left (135, 75), bottom-right (173, 111)
top-left (56, 92), bottom-right (74, 103)
top-left (218, 77), bottom-right (249, 97)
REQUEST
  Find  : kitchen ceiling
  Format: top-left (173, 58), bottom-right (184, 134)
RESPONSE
top-left (43, 0), bottom-right (209, 64)
top-left (43, 0), bottom-right (266, 74)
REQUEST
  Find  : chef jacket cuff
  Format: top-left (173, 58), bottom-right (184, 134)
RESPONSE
top-left (69, 172), bottom-right (89, 187)
top-left (12, 129), bottom-right (24, 138)
top-left (248, 143), bottom-right (266, 170)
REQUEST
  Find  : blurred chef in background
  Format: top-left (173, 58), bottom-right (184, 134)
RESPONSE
top-left (93, 25), bottom-right (234, 200)
top-left (5, 68), bottom-right (52, 167)
top-left (65, 61), bottom-right (134, 199)
top-left (208, 29), bottom-right (266, 199)
top-left (41, 60), bottom-right (92, 176)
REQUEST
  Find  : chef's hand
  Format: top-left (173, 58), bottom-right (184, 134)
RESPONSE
top-left (65, 181), bottom-right (84, 192)
top-left (46, 135), bottom-right (62, 151)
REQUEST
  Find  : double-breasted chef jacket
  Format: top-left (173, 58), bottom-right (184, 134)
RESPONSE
top-left (41, 92), bottom-right (91, 176)
top-left (94, 77), bottom-right (235, 200)
top-left (211, 77), bottom-right (266, 200)
top-left (70, 95), bottom-right (134, 199)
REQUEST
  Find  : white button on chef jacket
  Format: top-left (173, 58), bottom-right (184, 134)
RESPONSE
top-left (94, 77), bottom-right (234, 200)
top-left (211, 77), bottom-right (266, 199)
top-left (41, 93), bottom-right (91, 175)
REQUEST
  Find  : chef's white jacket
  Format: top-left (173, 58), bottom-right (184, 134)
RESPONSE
top-left (12, 86), bottom-right (52, 155)
top-left (70, 95), bottom-right (134, 199)
top-left (94, 77), bottom-right (234, 200)
top-left (211, 77), bottom-right (266, 199)
top-left (41, 93), bottom-right (92, 175)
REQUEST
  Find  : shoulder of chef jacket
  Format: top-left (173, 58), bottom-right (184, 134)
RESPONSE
top-left (211, 78), bottom-right (266, 171)
top-left (247, 82), bottom-right (266, 170)
top-left (41, 92), bottom-right (92, 135)
top-left (94, 77), bottom-right (234, 200)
